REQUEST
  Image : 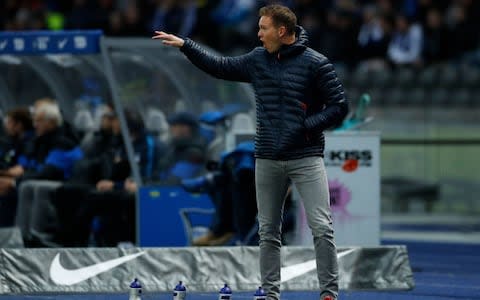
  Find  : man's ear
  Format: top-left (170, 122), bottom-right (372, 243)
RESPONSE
top-left (278, 26), bottom-right (287, 38)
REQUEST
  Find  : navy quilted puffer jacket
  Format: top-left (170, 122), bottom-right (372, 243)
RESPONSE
top-left (180, 26), bottom-right (348, 160)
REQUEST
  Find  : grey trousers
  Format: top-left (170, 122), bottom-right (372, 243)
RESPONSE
top-left (255, 157), bottom-right (338, 300)
top-left (15, 180), bottom-right (62, 246)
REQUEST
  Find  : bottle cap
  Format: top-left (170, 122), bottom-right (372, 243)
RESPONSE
top-left (254, 286), bottom-right (266, 296)
top-left (130, 278), bottom-right (142, 289)
top-left (174, 281), bottom-right (186, 291)
top-left (219, 283), bottom-right (232, 294)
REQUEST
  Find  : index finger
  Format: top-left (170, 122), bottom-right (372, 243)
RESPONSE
top-left (152, 32), bottom-right (167, 39)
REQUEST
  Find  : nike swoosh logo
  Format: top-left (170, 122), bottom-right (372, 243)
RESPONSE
top-left (50, 251), bottom-right (145, 285)
top-left (280, 248), bottom-right (355, 282)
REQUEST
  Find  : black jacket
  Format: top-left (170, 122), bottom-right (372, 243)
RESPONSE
top-left (181, 26), bottom-right (348, 160)
top-left (19, 128), bottom-right (83, 181)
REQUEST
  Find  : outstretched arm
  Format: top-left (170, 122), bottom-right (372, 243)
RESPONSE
top-left (152, 31), bottom-right (253, 82)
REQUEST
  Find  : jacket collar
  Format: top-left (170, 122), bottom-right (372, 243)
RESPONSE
top-left (275, 25), bottom-right (308, 59)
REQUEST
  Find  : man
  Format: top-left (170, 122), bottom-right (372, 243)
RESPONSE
top-left (153, 4), bottom-right (348, 300)
top-left (53, 109), bottom-right (160, 247)
top-left (155, 111), bottom-right (207, 182)
top-left (0, 107), bottom-right (35, 171)
top-left (0, 107), bottom-right (34, 226)
top-left (13, 103), bottom-right (83, 246)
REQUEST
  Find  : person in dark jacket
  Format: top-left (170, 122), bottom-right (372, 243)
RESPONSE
top-left (0, 107), bottom-right (34, 226)
top-left (155, 111), bottom-right (207, 183)
top-left (0, 107), bottom-right (35, 171)
top-left (11, 103), bottom-right (83, 246)
top-left (52, 109), bottom-right (161, 247)
top-left (153, 4), bottom-right (348, 300)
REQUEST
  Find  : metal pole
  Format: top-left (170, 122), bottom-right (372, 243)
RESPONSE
top-left (100, 36), bottom-right (142, 245)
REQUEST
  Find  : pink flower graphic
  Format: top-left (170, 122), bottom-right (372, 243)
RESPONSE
top-left (329, 179), bottom-right (352, 221)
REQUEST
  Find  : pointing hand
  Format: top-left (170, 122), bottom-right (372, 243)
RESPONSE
top-left (152, 31), bottom-right (185, 48)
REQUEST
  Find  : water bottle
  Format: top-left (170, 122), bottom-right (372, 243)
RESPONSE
top-left (253, 286), bottom-right (266, 300)
top-left (218, 283), bottom-right (232, 300)
top-left (173, 281), bottom-right (186, 300)
top-left (129, 278), bottom-right (142, 300)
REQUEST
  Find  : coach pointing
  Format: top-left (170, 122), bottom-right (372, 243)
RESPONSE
top-left (153, 4), bottom-right (348, 300)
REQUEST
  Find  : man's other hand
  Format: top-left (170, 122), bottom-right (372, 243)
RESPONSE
top-left (96, 179), bottom-right (114, 192)
top-left (124, 178), bottom-right (137, 193)
top-left (0, 177), bottom-right (15, 195)
top-left (7, 165), bottom-right (24, 178)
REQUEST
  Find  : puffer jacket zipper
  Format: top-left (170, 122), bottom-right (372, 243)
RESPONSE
top-left (277, 52), bottom-right (285, 159)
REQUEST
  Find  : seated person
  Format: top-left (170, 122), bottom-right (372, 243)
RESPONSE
top-left (187, 141), bottom-right (257, 246)
top-left (0, 107), bottom-right (34, 226)
top-left (51, 109), bottom-right (161, 247)
top-left (33, 97), bottom-right (80, 144)
top-left (11, 103), bottom-right (83, 246)
top-left (183, 141), bottom-right (295, 246)
top-left (155, 112), bottom-right (208, 183)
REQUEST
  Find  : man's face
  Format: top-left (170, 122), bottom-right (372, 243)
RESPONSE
top-left (33, 112), bottom-right (56, 136)
top-left (396, 16), bottom-right (408, 32)
top-left (100, 114), bottom-right (115, 133)
top-left (169, 123), bottom-right (192, 140)
top-left (4, 116), bottom-right (19, 137)
top-left (111, 117), bottom-right (121, 135)
top-left (258, 16), bottom-right (283, 53)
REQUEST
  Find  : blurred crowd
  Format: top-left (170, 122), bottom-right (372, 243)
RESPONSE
top-left (0, 98), bottom-right (272, 248)
top-left (2, 0), bottom-right (480, 69)
top-left (0, 99), bottom-right (215, 247)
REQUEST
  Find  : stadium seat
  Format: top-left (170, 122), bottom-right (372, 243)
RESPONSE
top-left (145, 108), bottom-right (169, 142)
top-left (429, 87), bottom-right (450, 106)
top-left (437, 64), bottom-right (459, 88)
top-left (404, 87), bottom-right (426, 107)
top-left (417, 65), bottom-right (439, 89)
top-left (470, 89), bottom-right (480, 107)
top-left (370, 69), bottom-right (393, 89)
top-left (224, 113), bottom-right (255, 152)
top-left (230, 112), bottom-right (255, 132)
top-left (383, 87), bottom-right (406, 106)
top-left (175, 99), bottom-right (187, 112)
top-left (73, 108), bottom-right (95, 134)
top-left (382, 176), bottom-right (439, 213)
top-left (201, 100), bottom-right (217, 113)
top-left (459, 66), bottom-right (480, 88)
top-left (391, 68), bottom-right (415, 88)
top-left (449, 88), bottom-right (472, 107)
